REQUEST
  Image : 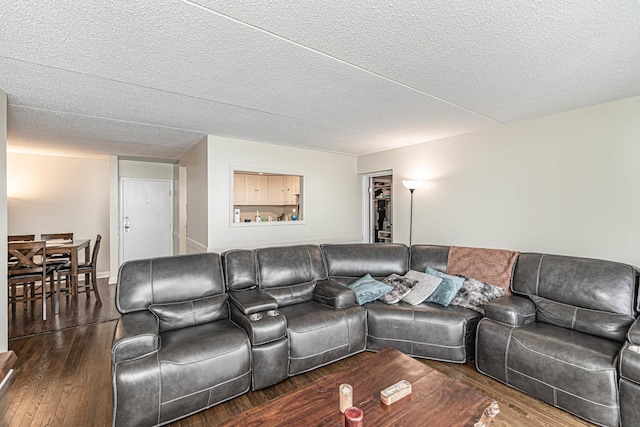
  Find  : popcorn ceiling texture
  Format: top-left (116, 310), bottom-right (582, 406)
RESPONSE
top-left (1, 0), bottom-right (639, 158)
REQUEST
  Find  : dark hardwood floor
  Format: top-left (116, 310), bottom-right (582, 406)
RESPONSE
top-left (8, 278), bottom-right (120, 340)
top-left (1, 279), bottom-right (595, 426)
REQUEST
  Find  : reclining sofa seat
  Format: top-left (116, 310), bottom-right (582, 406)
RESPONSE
top-left (223, 244), bottom-right (366, 391)
top-left (619, 316), bottom-right (640, 426)
top-left (321, 244), bottom-right (482, 363)
top-left (476, 253), bottom-right (639, 427)
top-left (111, 253), bottom-right (251, 427)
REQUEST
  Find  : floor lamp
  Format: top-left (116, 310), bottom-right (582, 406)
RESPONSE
top-left (402, 180), bottom-right (422, 247)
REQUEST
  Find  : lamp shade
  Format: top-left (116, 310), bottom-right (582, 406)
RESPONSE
top-left (402, 180), bottom-right (423, 190)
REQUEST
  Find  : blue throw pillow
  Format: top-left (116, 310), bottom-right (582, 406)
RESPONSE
top-left (347, 274), bottom-right (393, 305)
top-left (424, 267), bottom-right (466, 307)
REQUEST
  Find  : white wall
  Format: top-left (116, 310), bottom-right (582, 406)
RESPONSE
top-left (179, 139), bottom-right (208, 253)
top-left (206, 135), bottom-right (362, 252)
top-left (358, 95), bottom-right (640, 267)
top-left (118, 159), bottom-right (174, 179)
top-left (1, 89), bottom-right (8, 352)
top-left (7, 153), bottom-right (111, 275)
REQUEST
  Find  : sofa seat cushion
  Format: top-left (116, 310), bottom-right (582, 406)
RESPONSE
top-left (279, 302), bottom-right (366, 375)
top-left (365, 301), bottom-right (481, 362)
top-left (506, 322), bottom-right (621, 426)
top-left (159, 321), bottom-right (251, 404)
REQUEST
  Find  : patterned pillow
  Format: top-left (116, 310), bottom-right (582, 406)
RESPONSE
top-left (347, 274), bottom-right (393, 305)
top-left (424, 267), bottom-right (466, 307)
top-left (450, 277), bottom-right (505, 314)
top-left (378, 274), bottom-right (417, 304)
top-left (402, 270), bottom-right (443, 305)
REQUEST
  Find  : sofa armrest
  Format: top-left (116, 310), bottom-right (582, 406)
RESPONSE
top-left (228, 289), bottom-right (278, 315)
top-left (313, 279), bottom-right (356, 308)
top-left (112, 311), bottom-right (159, 364)
top-left (484, 295), bottom-right (536, 327)
top-left (627, 317), bottom-right (640, 345)
top-left (620, 318), bottom-right (640, 384)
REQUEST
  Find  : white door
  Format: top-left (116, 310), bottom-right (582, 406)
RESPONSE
top-left (121, 178), bottom-right (173, 263)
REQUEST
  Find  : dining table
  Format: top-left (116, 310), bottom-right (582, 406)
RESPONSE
top-left (46, 238), bottom-right (90, 314)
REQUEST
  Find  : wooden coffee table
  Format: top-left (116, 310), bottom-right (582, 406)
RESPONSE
top-left (219, 347), bottom-right (499, 426)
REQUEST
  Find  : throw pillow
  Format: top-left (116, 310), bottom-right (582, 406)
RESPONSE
top-left (347, 274), bottom-right (393, 305)
top-left (402, 270), bottom-right (443, 305)
top-left (450, 277), bottom-right (505, 314)
top-left (149, 294), bottom-right (228, 332)
top-left (378, 274), bottom-right (417, 304)
top-left (424, 267), bottom-right (465, 307)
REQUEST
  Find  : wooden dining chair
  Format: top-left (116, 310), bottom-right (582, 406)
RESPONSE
top-left (40, 232), bottom-right (74, 264)
top-left (8, 235), bottom-right (37, 302)
top-left (40, 233), bottom-right (73, 241)
top-left (8, 234), bottom-right (36, 242)
top-left (8, 235), bottom-right (35, 262)
top-left (8, 241), bottom-right (56, 320)
top-left (56, 234), bottom-right (102, 309)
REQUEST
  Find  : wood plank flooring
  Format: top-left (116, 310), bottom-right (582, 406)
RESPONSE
top-left (8, 278), bottom-right (120, 340)
top-left (1, 280), bottom-right (595, 426)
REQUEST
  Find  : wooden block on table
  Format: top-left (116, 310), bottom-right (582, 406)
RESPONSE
top-left (380, 379), bottom-right (412, 405)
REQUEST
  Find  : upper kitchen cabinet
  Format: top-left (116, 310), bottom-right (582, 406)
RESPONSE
top-left (234, 173), bottom-right (246, 205)
top-left (268, 175), bottom-right (284, 205)
top-left (284, 175), bottom-right (300, 205)
top-left (244, 174), bottom-right (269, 205)
top-left (233, 172), bottom-right (302, 207)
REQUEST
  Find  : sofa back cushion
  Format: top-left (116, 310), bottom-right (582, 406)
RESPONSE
top-left (409, 244), bottom-right (450, 273)
top-left (149, 294), bottom-right (229, 333)
top-left (223, 249), bottom-right (258, 291)
top-left (322, 243), bottom-right (408, 278)
top-left (116, 253), bottom-right (225, 314)
top-left (529, 295), bottom-right (634, 343)
top-left (514, 253), bottom-right (638, 342)
top-left (256, 245), bottom-right (327, 289)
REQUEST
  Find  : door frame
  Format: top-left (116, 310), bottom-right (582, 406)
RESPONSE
top-left (119, 177), bottom-right (173, 265)
top-left (361, 170), bottom-right (393, 243)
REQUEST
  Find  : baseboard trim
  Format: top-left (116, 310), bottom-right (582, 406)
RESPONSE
top-left (186, 238), bottom-right (208, 254)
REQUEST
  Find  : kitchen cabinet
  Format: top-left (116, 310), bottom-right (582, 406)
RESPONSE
top-left (284, 175), bottom-right (300, 205)
top-left (268, 175), bottom-right (284, 205)
top-left (244, 174), bottom-right (269, 205)
top-left (233, 173), bottom-right (301, 206)
top-left (234, 174), bottom-right (246, 205)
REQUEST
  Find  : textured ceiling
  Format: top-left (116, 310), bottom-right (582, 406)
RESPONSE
top-left (1, 1), bottom-right (639, 159)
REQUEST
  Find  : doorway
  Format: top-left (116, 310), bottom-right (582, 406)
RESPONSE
top-left (364, 172), bottom-right (393, 243)
top-left (120, 178), bottom-right (173, 263)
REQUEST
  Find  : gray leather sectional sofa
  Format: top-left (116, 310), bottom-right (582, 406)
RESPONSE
top-left (111, 243), bottom-right (639, 427)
